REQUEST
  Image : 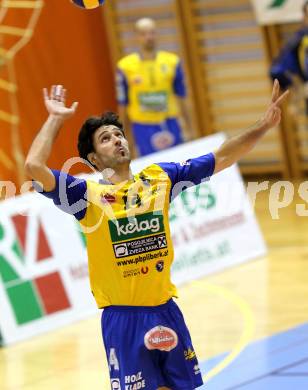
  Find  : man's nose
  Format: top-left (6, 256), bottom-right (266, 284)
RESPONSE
top-left (113, 135), bottom-right (121, 145)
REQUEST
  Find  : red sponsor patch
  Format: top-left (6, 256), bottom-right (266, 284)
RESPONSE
top-left (144, 326), bottom-right (178, 351)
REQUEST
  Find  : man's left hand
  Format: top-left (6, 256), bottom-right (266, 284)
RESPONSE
top-left (261, 79), bottom-right (289, 130)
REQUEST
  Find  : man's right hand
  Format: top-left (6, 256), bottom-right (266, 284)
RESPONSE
top-left (25, 85), bottom-right (78, 192)
top-left (43, 85), bottom-right (78, 120)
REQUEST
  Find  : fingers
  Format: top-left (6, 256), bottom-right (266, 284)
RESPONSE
top-left (267, 105), bottom-right (282, 127)
top-left (271, 79), bottom-right (280, 103)
top-left (54, 85), bottom-right (63, 102)
top-left (61, 88), bottom-right (66, 103)
top-left (47, 85), bottom-right (64, 101)
top-left (70, 102), bottom-right (79, 112)
top-left (50, 85), bottom-right (56, 99)
top-left (275, 109), bottom-right (281, 125)
top-left (44, 85), bottom-right (76, 111)
top-left (271, 79), bottom-right (289, 107)
top-left (46, 85), bottom-right (69, 102)
top-left (273, 106), bottom-right (281, 122)
top-left (43, 88), bottom-right (48, 100)
top-left (274, 89), bottom-right (290, 107)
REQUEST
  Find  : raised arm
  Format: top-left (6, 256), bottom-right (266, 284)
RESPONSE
top-left (24, 85), bottom-right (78, 191)
top-left (213, 80), bottom-right (289, 174)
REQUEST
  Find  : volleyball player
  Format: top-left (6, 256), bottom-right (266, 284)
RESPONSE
top-left (25, 80), bottom-right (288, 389)
top-left (116, 18), bottom-right (192, 156)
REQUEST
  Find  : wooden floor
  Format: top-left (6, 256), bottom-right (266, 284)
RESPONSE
top-left (1, 184), bottom-right (308, 389)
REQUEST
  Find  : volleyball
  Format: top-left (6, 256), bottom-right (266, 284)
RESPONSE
top-left (71, 0), bottom-right (105, 9)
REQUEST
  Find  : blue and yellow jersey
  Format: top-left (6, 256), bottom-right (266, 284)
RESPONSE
top-left (37, 154), bottom-right (215, 308)
top-left (270, 27), bottom-right (308, 88)
top-left (116, 51), bottom-right (186, 124)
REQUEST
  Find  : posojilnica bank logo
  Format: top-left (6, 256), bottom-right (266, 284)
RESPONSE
top-left (0, 214), bottom-right (71, 325)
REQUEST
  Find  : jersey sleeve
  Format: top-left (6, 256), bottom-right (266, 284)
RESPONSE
top-left (116, 68), bottom-right (129, 106)
top-left (270, 51), bottom-right (299, 88)
top-left (173, 61), bottom-right (186, 97)
top-left (270, 30), bottom-right (305, 88)
top-left (33, 169), bottom-right (88, 221)
top-left (157, 153), bottom-right (215, 200)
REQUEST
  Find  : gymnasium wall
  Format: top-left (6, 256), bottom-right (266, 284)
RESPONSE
top-left (0, 1), bottom-right (115, 190)
top-left (1, 0), bottom-right (308, 194)
top-left (103, 0), bottom-right (290, 177)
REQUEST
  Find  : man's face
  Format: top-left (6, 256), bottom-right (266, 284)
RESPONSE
top-left (91, 125), bottom-right (131, 170)
top-left (137, 25), bottom-right (157, 51)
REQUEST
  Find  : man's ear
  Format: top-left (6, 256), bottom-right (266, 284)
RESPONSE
top-left (87, 152), bottom-right (96, 167)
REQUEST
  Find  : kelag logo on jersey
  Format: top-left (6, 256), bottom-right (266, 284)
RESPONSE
top-left (109, 212), bottom-right (164, 242)
top-left (109, 212), bottom-right (167, 259)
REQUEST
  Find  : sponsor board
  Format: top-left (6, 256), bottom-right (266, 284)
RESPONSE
top-left (0, 194), bottom-right (97, 345)
top-left (250, 0), bottom-right (304, 25)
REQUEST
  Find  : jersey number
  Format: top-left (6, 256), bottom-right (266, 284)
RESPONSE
top-left (109, 348), bottom-right (120, 371)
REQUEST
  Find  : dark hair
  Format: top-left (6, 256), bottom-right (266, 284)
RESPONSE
top-left (303, 1), bottom-right (308, 14)
top-left (77, 111), bottom-right (124, 167)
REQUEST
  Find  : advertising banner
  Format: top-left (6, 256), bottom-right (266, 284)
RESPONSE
top-left (0, 134), bottom-right (266, 345)
top-left (0, 193), bottom-right (97, 345)
top-left (250, 0), bottom-right (304, 25)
